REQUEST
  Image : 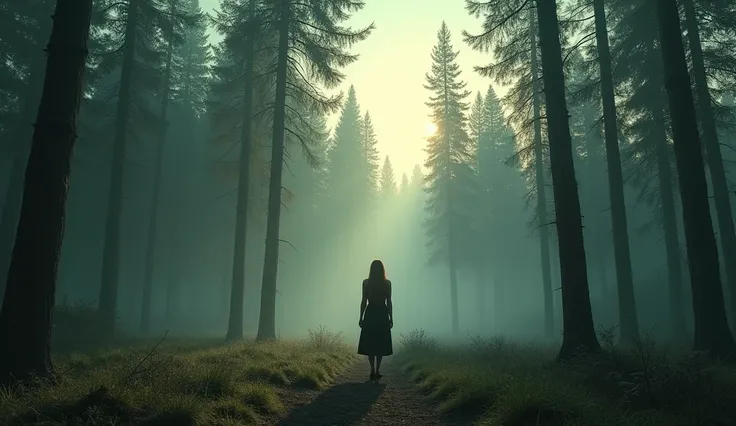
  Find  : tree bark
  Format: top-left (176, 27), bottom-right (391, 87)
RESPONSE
top-left (529, 9), bottom-right (554, 338)
top-left (226, 0), bottom-right (258, 342)
top-left (0, 0), bottom-right (93, 383)
top-left (0, 52), bottom-right (49, 298)
top-left (98, 0), bottom-right (139, 335)
top-left (550, 232), bottom-right (562, 331)
top-left (141, 35), bottom-right (174, 334)
top-left (535, 0), bottom-right (600, 358)
top-left (680, 0), bottom-right (736, 328)
top-left (256, 0), bottom-right (290, 341)
top-left (592, 0), bottom-right (639, 343)
top-left (653, 0), bottom-right (736, 357)
top-left (0, 160), bottom-right (27, 300)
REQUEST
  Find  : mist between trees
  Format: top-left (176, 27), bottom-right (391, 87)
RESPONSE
top-left (1, 0), bottom-right (736, 377)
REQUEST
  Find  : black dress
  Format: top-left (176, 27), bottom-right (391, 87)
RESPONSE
top-left (357, 279), bottom-right (393, 356)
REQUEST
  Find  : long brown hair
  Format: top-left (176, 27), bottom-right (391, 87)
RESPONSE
top-left (368, 259), bottom-right (386, 283)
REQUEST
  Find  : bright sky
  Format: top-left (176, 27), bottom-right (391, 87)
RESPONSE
top-left (201, 0), bottom-right (499, 180)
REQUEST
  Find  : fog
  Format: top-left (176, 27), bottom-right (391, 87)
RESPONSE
top-left (2, 0), bottom-right (735, 349)
top-left (44, 81), bottom-right (701, 342)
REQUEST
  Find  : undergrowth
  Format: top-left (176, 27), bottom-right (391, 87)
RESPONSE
top-left (0, 326), bottom-right (354, 425)
top-left (396, 328), bottom-right (736, 426)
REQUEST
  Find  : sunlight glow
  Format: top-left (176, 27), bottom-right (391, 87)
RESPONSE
top-left (424, 122), bottom-right (438, 137)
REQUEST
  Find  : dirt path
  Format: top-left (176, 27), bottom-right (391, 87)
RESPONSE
top-left (271, 358), bottom-right (470, 426)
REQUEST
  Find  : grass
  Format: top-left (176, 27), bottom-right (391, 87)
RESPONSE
top-left (396, 329), bottom-right (736, 426)
top-left (0, 326), bottom-right (355, 425)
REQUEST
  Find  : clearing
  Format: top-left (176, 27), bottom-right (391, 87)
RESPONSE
top-left (8, 326), bottom-right (731, 425)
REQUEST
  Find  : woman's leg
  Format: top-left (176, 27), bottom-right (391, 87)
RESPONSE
top-left (368, 355), bottom-right (375, 375)
top-left (375, 356), bottom-right (383, 376)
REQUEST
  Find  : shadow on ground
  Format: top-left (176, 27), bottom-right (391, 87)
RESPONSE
top-left (278, 381), bottom-right (386, 425)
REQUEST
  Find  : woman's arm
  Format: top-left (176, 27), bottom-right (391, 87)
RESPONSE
top-left (359, 280), bottom-right (368, 323)
top-left (387, 281), bottom-right (393, 324)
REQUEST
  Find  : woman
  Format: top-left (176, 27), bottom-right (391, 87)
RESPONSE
top-left (357, 259), bottom-right (394, 380)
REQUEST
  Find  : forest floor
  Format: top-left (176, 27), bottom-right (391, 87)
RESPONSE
top-left (0, 327), bottom-right (357, 425)
top-left (4, 325), bottom-right (736, 426)
top-left (394, 330), bottom-right (736, 426)
top-left (268, 355), bottom-right (469, 426)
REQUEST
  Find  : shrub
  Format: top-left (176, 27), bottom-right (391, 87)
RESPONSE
top-left (307, 325), bottom-right (346, 351)
top-left (400, 329), bottom-right (437, 353)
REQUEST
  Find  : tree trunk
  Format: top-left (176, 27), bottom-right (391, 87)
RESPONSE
top-left (256, 0), bottom-right (290, 341)
top-left (653, 0), bottom-right (736, 357)
top-left (652, 105), bottom-right (688, 337)
top-left (220, 272), bottom-right (229, 324)
top-left (597, 260), bottom-right (608, 311)
top-left (98, 0), bottom-right (139, 335)
top-left (535, 0), bottom-right (600, 358)
top-left (447, 166), bottom-right (458, 335)
top-left (0, 160), bottom-right (27, 300)
top-left (477, 266), bottom-right (486, 332)
top-left (550, 232), bottom-right (562, 332)
top-left (141, 36), bottom-right (174, 334)
top-left (449, 246), bottom-right (459, 333)
top-left (593, 0), bottom-right (639, 343)
top-left (529, 9), bottom-right (554, 338)
top-left (493, 273), bottom-right (503, 333)
top-left (165, 236), bottom-right (180, 325)
top-left (0, 54), bottom-right (49, 298)
top-left (0, 0), bottom-right (93, 383)
top-left (439, 30), bottom-right (460, 335)
top-left (226, 0), bottom-right (257, 342)
top-left (681, 0), bottom-right (736, 328)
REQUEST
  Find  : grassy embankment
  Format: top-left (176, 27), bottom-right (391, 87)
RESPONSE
top-left (0, 308), bottom-right (354, 426)
top-left (396, 329), bottom-right (736, 426)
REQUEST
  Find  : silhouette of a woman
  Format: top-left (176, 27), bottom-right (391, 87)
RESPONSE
top-left (358, 259), bottom-right (393, 380)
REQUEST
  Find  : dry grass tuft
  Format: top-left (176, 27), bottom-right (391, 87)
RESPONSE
top-left (396, 328), bottom-right (736, 426)
top-left (0, 326), bottom-right (355, 425)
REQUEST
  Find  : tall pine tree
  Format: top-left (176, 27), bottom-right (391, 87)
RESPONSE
top-left (0, 0), bottom-right (55, 299)
top-left (464, 1), bottom-right (556, 337)
top-left (361, 111), bottom-right (381, 196)
top-left (423, 22), bottom-right (476, 334)
top-left (653, 0), bottom-right (736, 358)
top-left (255, 0), bottom-right (372, 340)
top-left (0, 0), bottom-right (94, 383)
top-left (95, 0), bottom-right (190, 334)
top-left (474, 85), bottom-right (522, 330)
top-left (325, 86), bottom-right (369, 254)
top-left (379, 156), bottom-right (397, 198)
top-left (535, 0), bottom-right (599, 356)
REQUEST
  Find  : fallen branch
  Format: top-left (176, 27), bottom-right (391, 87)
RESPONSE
top-left (118, 329), bottom-right (171, 387)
